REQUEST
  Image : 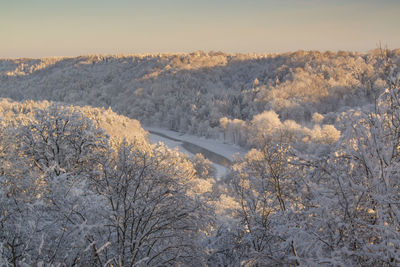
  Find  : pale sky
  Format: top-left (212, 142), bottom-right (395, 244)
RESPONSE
top-left (1, 0), bottom-right (399, 58)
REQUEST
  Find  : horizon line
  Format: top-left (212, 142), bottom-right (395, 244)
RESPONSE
top-left (2, 47), bottom-right (399, 60)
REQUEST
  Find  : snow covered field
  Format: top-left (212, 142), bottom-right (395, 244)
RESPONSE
top-left (145, 126), bottom-right (247, 177)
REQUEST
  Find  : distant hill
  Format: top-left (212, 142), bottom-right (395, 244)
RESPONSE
top-left (1, 50), bottom-right (399, 141)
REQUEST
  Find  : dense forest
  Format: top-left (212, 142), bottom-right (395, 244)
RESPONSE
top-left (0, 49), bottom-right (399, 266)
top-left (1, 49), bottom-right (399, 141)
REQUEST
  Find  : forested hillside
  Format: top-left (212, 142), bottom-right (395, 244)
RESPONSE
top-left (1, 50), bottom-right (399, 143)
top-left (1, 49), bottom-right (399, 266)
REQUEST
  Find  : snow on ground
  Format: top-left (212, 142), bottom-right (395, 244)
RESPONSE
top-left (145, 127), bottom-right (247, 178)
top-left (148, 133), bottom-right (188, 155)
top-left (145, 127), bottom-right (246, 161)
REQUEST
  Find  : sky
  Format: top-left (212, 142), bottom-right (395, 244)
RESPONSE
top-left (1, 0), bottom-right (399, 58)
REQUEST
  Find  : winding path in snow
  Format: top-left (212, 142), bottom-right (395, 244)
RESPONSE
top-left (147, 130), bottom-right (232, 167)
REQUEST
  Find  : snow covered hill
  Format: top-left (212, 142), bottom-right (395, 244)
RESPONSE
top-left (1, 50), bottom-right (398, 145)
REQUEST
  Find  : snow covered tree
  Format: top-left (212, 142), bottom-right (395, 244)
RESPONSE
top-left (221, 115), bottom-right (306, 265)
top-left (0, 104), bottom-right (109, 266)
top-left (293, 55), bottom-right (400, 265)
top-left (0, 102), bottom-right (216, 266)
top-left (88, 141), bottom-right (212, 266)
